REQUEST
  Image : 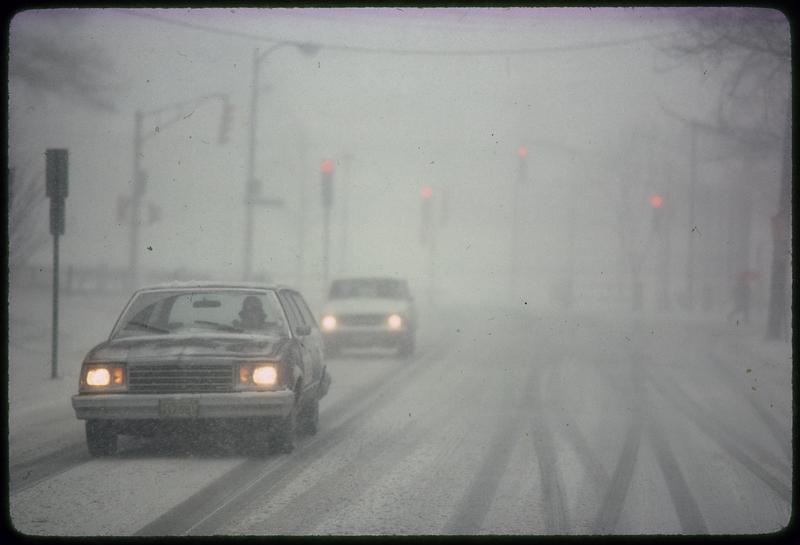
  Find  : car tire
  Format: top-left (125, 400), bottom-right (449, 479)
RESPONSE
top-left (86, 420), bottom-right (117, 456)
top-left (398, 334), bottom-right (415, 358)
top-left (269, 403), bottom-right (297, 454)
top-left (325, 345), bottom-right (340, 359)
top-left (298, 396), bottom-right (319, 436)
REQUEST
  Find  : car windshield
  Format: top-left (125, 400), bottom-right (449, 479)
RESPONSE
top-left (111, 289), bottom-right (290, 338)
top-left (329, 279), bottom-right (408, 300)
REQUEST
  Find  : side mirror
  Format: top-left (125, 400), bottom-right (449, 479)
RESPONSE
top-left (295, 325), bottom-right (312, 336)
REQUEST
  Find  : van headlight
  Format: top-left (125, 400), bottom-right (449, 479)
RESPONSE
top-left (321, 315), bottom-right (337, 331)
top-left (387, 314), bottom-right (403, 330)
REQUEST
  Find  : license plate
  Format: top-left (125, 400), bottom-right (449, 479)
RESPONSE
top-left (159, 399), bottom-right (198, 418)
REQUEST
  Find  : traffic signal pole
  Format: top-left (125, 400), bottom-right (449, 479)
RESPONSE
top-left (321, 160), bottom-right (335, 291)
top-left (129, 110), bottom-right (144, 291)
top-left (46, 149), bottom-right (68, 379)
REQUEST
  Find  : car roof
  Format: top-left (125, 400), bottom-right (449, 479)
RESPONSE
top-left (133, 281), bottom-right (296, 293)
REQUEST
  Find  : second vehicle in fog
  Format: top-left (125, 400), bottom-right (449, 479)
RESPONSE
top-left (320, 277), bottom-right (417, 358)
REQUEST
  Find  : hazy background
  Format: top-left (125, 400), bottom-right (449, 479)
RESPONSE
top-left (8, 7), bottom-right (790, 315)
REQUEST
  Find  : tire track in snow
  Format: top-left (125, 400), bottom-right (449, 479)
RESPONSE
top-left (591, 334), bottom-right (646, 534)
top-left (651, 375), bottom-right (791, 504)
top-left (241, 361), bottom-right (486, 535)
top-left (705, 350), bottom-right (792, 462)
top-left (544, 358), bottom-right (611, 506)
top-left (523, 360), bottom-right (571, 534)
top-left (441, 357), bottom-right (534, 534)
top-left (9, 442), bottom-right (91, 494)
top-left (137, 340), bottom-right (451, 535)
top-left (642, 398), bottom-right (709, 534)
top-left (591, 410), bottom-right (643, 534)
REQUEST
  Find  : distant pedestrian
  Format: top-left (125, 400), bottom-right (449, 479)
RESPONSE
top-left (727, 272), bottom-right (751, 325)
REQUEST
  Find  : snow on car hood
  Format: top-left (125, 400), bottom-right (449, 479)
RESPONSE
top-left (86, 334), bottom-right (286, 362)
top-left (322, 297), bottom-right (410, 315)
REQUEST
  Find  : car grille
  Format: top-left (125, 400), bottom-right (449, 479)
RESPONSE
top-left (128, 363), bottom-right (234, 393)
top-left (338, 314), bottom-right (386, 326)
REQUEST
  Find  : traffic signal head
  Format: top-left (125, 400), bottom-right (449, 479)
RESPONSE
top-left (517, 146), bottom-right (528, 158)
top-left (321, 159), bottom-right (335, 174)
top-left (420, 185), bottom-right (433, 200)
top-left (649, 195), bottom-right (664, 209)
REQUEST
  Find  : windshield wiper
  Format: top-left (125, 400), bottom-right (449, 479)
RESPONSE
top-left (193, 320), bottom-right (242, 333)
top-left (124, 321), bottom-right (170, 334)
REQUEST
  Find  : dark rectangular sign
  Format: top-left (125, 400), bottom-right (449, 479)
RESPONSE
top-left (46, 148), bottom-right (69, 199)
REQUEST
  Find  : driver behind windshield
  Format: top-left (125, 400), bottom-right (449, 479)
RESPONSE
top-left (234, 295), bottom-right (267, 330)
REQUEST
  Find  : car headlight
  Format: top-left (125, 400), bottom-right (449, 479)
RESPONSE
top-left (80, 363), bottom-right (126, 392)
top-left (387, 314), bottom-right (403, 330)
top-left (238, 363), bottom-right (279, 389)
top-left (321, 315), bottom-right (337, 331)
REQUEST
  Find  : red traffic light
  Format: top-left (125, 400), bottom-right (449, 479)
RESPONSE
top-left (517, 146), bottom-right (528, 158)
top-left (320, 159), bottom-right (335, 174)
top-left (420, 185), bottom-right (433, 199)
top-left (649, 195), bottom-right (664, 209)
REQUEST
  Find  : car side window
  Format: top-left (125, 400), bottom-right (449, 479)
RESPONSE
top-left (290, 293), bottom-right (318, 330)
top-left (279, 291), bottom-right (303, 331)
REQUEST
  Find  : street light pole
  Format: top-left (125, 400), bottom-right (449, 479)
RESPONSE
top-left (242, 42), bottom-right (318, 281)
top-left (129, 109), bottom-right (145, 291)
top-left (243, 47), bottom-right (262, 282)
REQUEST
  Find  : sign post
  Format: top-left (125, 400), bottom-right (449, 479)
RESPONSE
top-left (46, 149), bottom-right (68, 379)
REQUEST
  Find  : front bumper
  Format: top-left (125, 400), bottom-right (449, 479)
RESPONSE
top-left (72, 390), bottom-right (295, 421)
top-left (323, 328), bottom-right (410, 348)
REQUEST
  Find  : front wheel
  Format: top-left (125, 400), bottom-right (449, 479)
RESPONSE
top-left (269, 404), bottom-right (297, 454)
top-left (398, 334), bottom-right (415, 358)
top-left (298, 396), bottom-right (320, 436)
top-left (86, 420), bottom-right (117, 456)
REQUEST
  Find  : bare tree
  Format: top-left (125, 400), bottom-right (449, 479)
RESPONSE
top-left (658, 8), bottom-right (790, 339)
top-left (9, 13), bottom-right (118, 273)
top-left (9, 14), bottom-right (117, 112)
top-left (8, 168), bottom-right (48, 270)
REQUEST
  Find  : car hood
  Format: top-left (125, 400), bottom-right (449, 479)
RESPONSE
top-left (86, 334), bottom-right (287, 362)
top-left (322, 298), bottom-right (410, 316)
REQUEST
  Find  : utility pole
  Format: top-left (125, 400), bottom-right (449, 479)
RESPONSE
top-left (321, 159), bottom-right (335, 291)
top-left (339, 153), bottom-right (353, 275)
top-left (129, 110), bottom-right (145, 292)
top-left (509, 146), bottom-right (527, 305)
top-left (420, 185), bottom-right (435, 305)
top-left (295, 131), bottom-right (308, 290)
top-left (686, 124), bottom-right (697, 310)
top-left (127, 95), bottom-right (231, 290)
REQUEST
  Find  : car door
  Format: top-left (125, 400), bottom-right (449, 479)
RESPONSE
top-left (277, 290), bottom-right (319, 392)
top-left (287, 291), bottom-right (324, 390)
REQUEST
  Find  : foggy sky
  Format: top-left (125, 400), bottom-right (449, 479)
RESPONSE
top-left (8, 7), bottom-right (789, 305)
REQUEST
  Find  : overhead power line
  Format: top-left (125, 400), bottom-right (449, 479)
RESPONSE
top-left (117, 9), bottom-right (682, 56)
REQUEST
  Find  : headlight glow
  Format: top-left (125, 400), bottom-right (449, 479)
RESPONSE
top-left (321, 315), bottom-right (337, 331)
top-left (82, 364), bottom-right (125, 390)
top-left (86, 368), bottom-right (111, 386)
top-left (387, 314), bottom-right (403, 330)
top-left (252, 365), bottom-right (277, 386)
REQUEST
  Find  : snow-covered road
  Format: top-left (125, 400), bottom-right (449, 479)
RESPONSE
top-left (8, 286), bottom-right (792, 536)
